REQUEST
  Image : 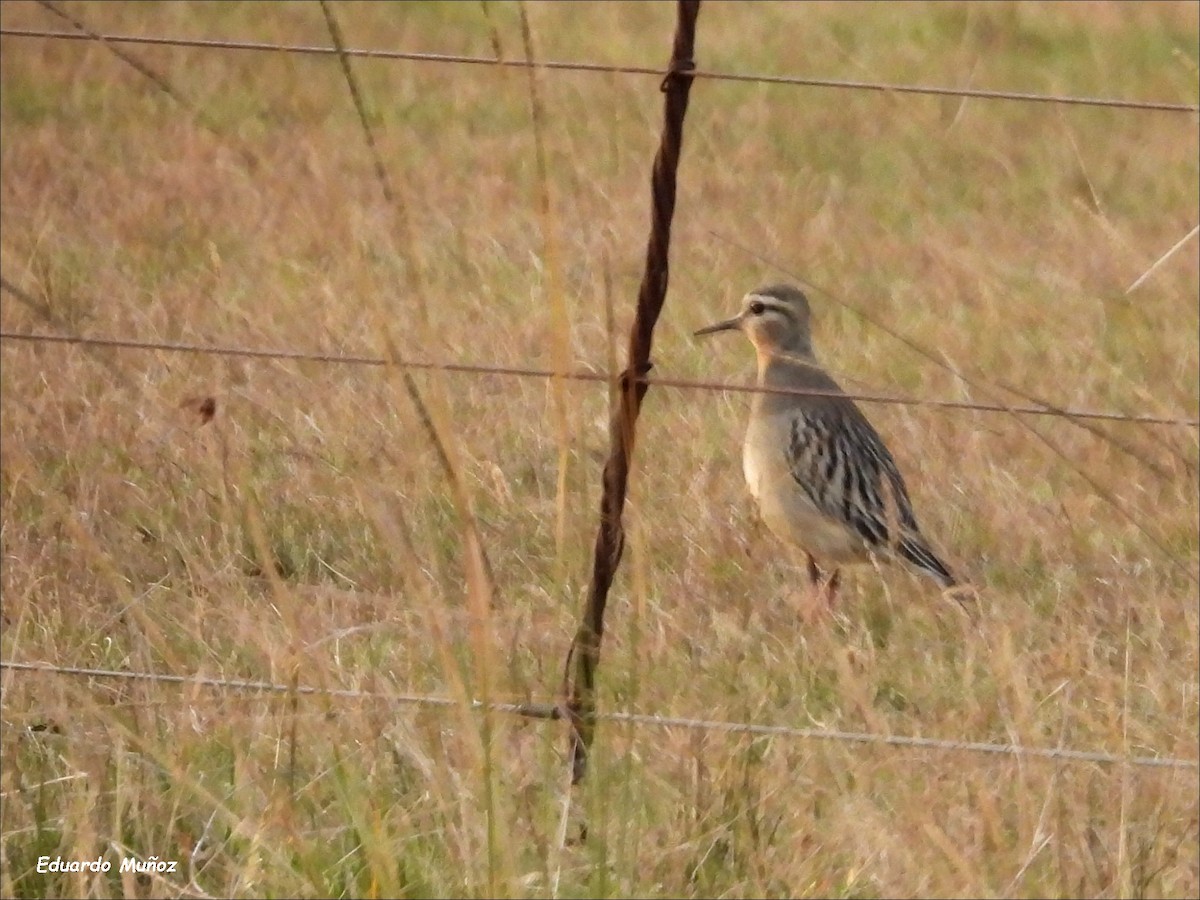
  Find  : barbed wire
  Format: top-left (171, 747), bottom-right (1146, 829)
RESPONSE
top-left (3, 26), bottom-right (1197, 114)
top-left (3, 660), bottom-right (1195, 772)
top-left (2, 328), bottom-right (1196, 429)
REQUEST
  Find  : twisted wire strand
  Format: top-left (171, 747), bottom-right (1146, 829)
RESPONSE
top-left (4, 660), bottom-right (1195, 772)
top-left (2, 328), bottom-right (1195, 429)
top-left (2, 26), bottom-right (1197, 113)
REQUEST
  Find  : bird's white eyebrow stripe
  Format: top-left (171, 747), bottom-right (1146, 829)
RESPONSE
top-left (749, 296), bottom-right (795, 318)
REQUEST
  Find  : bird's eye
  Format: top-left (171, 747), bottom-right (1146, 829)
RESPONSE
top-left (748, 300), bottom-right (766, 315)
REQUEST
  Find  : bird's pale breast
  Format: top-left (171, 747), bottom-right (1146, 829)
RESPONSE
top-left (742, 408), bottom-right (869, 565)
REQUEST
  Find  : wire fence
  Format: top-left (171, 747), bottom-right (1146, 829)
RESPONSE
top-left (3, 25), bottom-right (1198, 113)
top-left (3, 2), bottom-right (1198, 798)
top-left (4, 660), bottom-right (1196, 773)
top-left (2, 327), bottom-right (1197, 428)
top-left (4, 9), bottom-right (1198, 445)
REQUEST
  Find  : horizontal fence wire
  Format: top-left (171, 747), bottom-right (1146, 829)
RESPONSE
top-left (2, 26), bottom-right (1198, 114)
top-left (2, 328), bottom-right (1196, 428)
top-left (3, 14), bottom-right (1198, 793)
top-left (3, 660), bottom-right (1196, 772)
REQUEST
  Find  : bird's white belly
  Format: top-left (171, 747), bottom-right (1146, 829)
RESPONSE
top-left (743, 417), bottom-right (867, 565)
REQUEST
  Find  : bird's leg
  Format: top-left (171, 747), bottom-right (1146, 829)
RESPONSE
top-left (805, 552), bottom-right (822, 586)
top-left (805, 552), bottom-right (841, 605)
top-left (811, 567), bottom-right (841, 613)
top-left (800, 553), bottom-right (834, 624)
top-left (826, 568), bottom-right (842, 610)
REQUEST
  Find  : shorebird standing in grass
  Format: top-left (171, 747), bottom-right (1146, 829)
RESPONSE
top-left (695, 284), bottom-right (960, 613)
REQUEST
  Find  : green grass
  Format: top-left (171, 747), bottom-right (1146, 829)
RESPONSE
top-left (2, 0), bottom-right (1198, 897)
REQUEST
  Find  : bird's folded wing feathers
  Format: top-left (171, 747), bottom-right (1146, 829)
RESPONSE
top-left (788, 407), bottom-right (955, 586)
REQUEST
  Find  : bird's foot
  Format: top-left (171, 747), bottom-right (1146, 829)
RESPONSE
top-left (798, 561), bottom-right (841, 626)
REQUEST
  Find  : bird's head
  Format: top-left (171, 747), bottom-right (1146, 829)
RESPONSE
top-left (694, 284), bottom-right (814, 360)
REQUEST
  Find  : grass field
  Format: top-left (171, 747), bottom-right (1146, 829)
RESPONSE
top-left (2, 1), bottom-right (1198, 897)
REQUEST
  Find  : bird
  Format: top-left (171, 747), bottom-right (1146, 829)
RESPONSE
top-left (694, 283), bottom-right (959, 611)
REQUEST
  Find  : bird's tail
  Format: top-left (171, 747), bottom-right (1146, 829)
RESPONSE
top-left (897, 534), bottom-right (956, 589)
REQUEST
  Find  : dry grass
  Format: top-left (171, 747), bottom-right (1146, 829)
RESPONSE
top-left (2, 1), bottom-right (1198, 897)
